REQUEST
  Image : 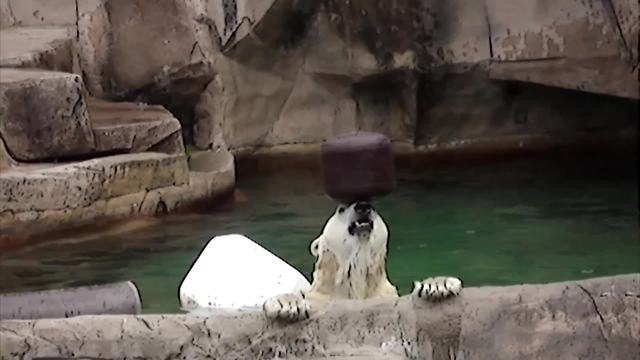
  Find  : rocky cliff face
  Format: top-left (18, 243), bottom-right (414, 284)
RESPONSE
top-left (191, 0), bottom-right (637, 152)
top-left (3, 0), bottom-right (635, 155)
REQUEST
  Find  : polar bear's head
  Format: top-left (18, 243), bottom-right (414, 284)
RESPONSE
top-left (310, 201), bottom-right (389, 257)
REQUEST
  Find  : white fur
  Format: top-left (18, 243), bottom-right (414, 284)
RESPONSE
top-left (263, 203), bottom-right (463, 322)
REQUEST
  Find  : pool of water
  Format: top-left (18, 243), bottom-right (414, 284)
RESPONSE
top-left (1, 155), bottom-right (638, 313)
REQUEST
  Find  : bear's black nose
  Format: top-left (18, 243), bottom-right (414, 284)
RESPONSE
top-left (354, 202), bottom-right (372, 215)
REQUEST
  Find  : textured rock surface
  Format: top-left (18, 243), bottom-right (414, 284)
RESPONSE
top-left (416, 66), bottom-right (638, 147)
top-left (610, 0), bottom-right (639, 65)
top-left (0, 136), bottom-right (15, 172)
top-left (89, 98), bottom-right (185, 154)
top-left (0, 150), bottom-right (234, 239)
top-left (0, 68), bottom-right (95, 161)
top-left (194, 0), bottom-right (637, 151)
top-left (1, 274), bottom-right (638, 359)
top-left (0, 0), bottom-right (101, 27)
top-left (486, 0), bottom-right (637, 98)
top-left (0, 153), bottom-right (188, 213)
top-left (77, 0), bottom-right (215, 99)
top-left (0, 26), bottom-right (74, 71)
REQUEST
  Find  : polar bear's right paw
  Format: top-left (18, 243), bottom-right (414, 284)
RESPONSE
top-left (412, 276), bottom-right (462, 302)
top-left (263, 293), bottom-right (310, 322)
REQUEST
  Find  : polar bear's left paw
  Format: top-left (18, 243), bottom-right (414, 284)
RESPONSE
top-left (412, 276), bottom-right (462, 302)
top-left (263, 293), bottom-right (310, 322)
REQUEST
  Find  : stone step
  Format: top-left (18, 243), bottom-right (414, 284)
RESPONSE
top-left (1, 0), bottom-right (102, 28)
top-left (0, 152), bottom-right (189, 213)
top-left (0, 68), bottom-right (185, 163)
top-left (88, 98), bottom-right (185, 155)
top-left (0, 26), bottom-right (74, 71)
top-left (0, 149), bottom-right (236, 240)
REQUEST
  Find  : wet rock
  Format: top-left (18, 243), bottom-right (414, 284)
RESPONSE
top-left (0, 150), bottom-right (234, 238)
top-left (1, 274), bottom-right (638, 359)
top-left (0, 68), bottom-right (95, 161)
top-left (0, 26), bottom-right (74, 72)
top-left (0, 153), bottom-right (187, 214)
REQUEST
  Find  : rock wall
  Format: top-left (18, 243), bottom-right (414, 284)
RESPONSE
top-left (1, 274), bottom-right (638, 359)
top-left (191, 0), bottom-right (637, 152)
top-left (27, 0), bottom-right (632, 153)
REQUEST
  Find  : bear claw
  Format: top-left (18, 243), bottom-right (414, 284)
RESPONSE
top-left (412, 276), bottom-right (462, 301)
top-left (263, 293), bottom-right (310, 322)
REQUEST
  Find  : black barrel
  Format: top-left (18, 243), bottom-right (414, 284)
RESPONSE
top-left (321, 132), bottom-right (396, 204)
top-left (0, 281), bottom-right (142, 320)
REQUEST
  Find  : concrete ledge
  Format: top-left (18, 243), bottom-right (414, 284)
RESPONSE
top-left (0, 274), bottom-right (637, 359)
top-left (0, 26), bottom-right (74, 71)
top-left (0, 150), bottom-right (235, 245)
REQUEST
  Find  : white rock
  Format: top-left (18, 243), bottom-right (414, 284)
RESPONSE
top-left (178, 234), bottom-right (311, 311)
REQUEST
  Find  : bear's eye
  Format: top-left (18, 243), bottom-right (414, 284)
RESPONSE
top-left (337, 206), bottom-right (345, 214)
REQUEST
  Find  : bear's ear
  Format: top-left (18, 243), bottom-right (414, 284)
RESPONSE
top-left (310, 237), bottom-right (322, 257)
top-left (336, 205), bottom-right (347, 214)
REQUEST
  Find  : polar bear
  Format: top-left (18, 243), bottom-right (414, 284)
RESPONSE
top-left (263, 201), bottom-right (463, 322)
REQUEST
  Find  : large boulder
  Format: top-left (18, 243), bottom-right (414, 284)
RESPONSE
top-left (0, 68), bottom-right (95, 161)
top-left (77, 0), bottom-right (216, 99)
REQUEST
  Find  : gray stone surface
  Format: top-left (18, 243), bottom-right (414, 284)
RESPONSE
top-left (196, 0), bottom-right (636, 152)
top-left (0, 274), bottom-right (638, 359)
top-left (0, 152), bottom-right (188, 213)
top-left (0, 69), bottom-right (186, 162)
top-left (0, 0), bottom-right (101, 27)
top-left (0, 0), bottom-right (13, 28)
top-left (89, 98), bottom-right (185, 154)
top-left (0, 150), bottom-right (234, 240)
top-left (486, 0), bottom-right (637, 98)
top-left (486, 0), bottom-right (622, 61)
top-left (610, 0), bottom-right (639, 65)
top-left (489, 57), bottom-right (639, 99)
top-left (77, 0), bottom-right (216, 99)
top-left (0, 68), bottom-right (95, 161)
top-left (417, 66), bottom-right (638, 147)
top-left (0, 26), bottom-right (74, 71)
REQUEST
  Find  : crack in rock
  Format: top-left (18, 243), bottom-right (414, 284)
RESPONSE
top-left (577, 284), bottom-right (609, 342)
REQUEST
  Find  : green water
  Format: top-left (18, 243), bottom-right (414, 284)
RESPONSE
top-left (1, 156), bottom-right (638, 313)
